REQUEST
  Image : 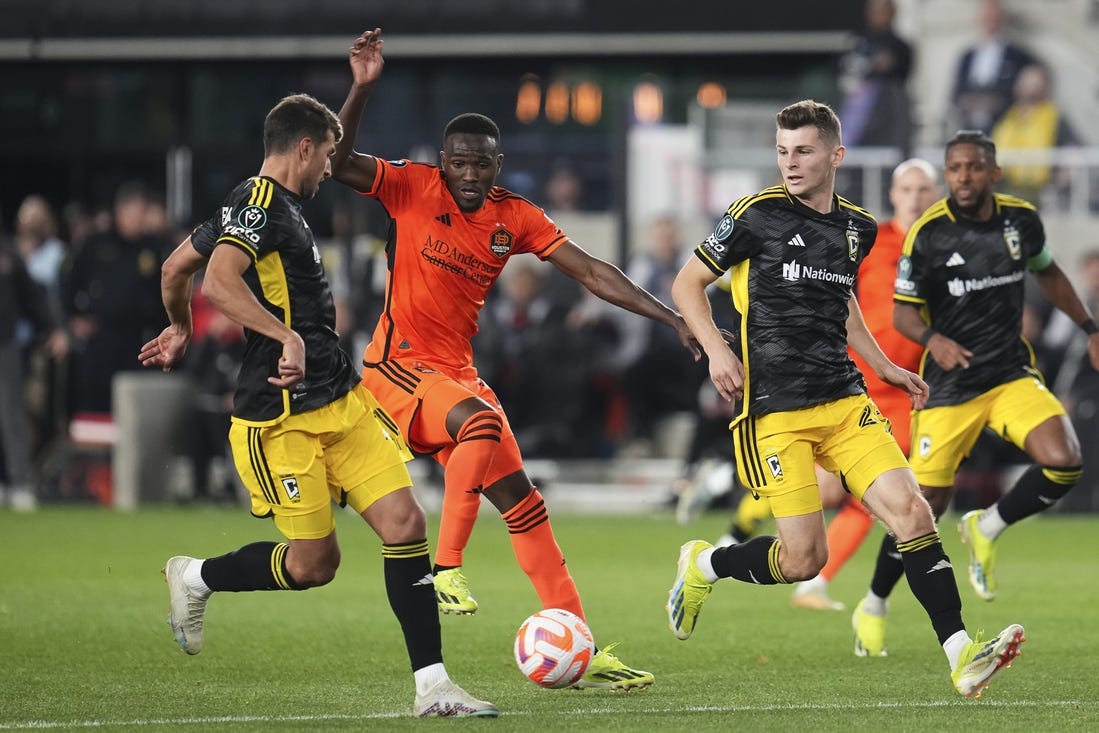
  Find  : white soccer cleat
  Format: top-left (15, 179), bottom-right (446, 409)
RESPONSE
top-left (413, 679), bottom-right (498, 718)
top-left (163, 556), bottom-right (210, 655)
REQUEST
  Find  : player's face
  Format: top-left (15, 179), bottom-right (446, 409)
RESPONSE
top-left (889, 167), bottom-right (940, 231)
top-left (441, 133), bottom-right (502, 213)
top-left (302, 132), bottom-right (336, 199)
top-left (944, 143), bottom-right (1000, 217)
top-left (776, 126), bottom-right (842, 204)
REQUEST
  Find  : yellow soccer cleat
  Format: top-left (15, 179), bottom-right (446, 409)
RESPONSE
top-left (951, 624), bottom-right (1025, 697)
top-left (666, 540), bottom-right (714, 640)
top-left (433, 567), bottom-right (478, 615)
top-left (571, 642), bottom-right (654, 690)
top-left (958, 510), bottom-right (998, 601)
top-left (851, 598), bottom-right (888, 657)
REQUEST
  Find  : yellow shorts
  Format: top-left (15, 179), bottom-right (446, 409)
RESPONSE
top-left (909, 375), bottom-right (1065, 487)
top-left (228, 383), bottom-right (413, 540)
top-left (731, 394), bottom-right (908, 518)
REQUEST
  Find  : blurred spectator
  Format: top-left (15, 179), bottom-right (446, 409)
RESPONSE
top-left (542, 162), bottom-right (584, 215)
top-left (1, 230), bottom-right (65, 511)
top-left (14, 195), bottom-right (71, 464)
top-left (991, 62), bottom-right (1077, 204)
top-left (610, 215), bottom-right (706, 454)
top-left (61, 181), bottom-right (170, 415)
top-left (477, 260), bottom-right (606, 457)
top-left (837, 0), bottom-right (914, 153)
top-left (181, 289), bottom-right (244, 503)
top-left (950, 0), bottom-right (1036, 133)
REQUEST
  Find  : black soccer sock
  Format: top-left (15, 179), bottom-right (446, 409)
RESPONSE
top-left (709, 536), bottom-right (788, 585)
top-left (384, 540), bottom-right (443, 672)
top-left (996, 464), bottom-right (1081, 524)
top-left (897, 532), bottom-right (963, 645)
top-left (869, 534), bottom-right (906, 600)
top-left (200, 541), bottom-right (303, 591)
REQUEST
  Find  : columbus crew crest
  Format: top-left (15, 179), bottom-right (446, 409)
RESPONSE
top-left (490, 228), bottom-right (513, 257)
top-left (846, 221), bottom-right (860, 262)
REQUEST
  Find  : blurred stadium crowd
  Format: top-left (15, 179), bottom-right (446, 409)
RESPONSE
top-left (1, 0), bottom-right (1097, 511)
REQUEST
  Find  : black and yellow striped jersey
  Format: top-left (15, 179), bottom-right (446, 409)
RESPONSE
top-left (694, 184), bottom-right (878, 418)
top-left (895, 193), bottom-right (1050, 407)
top-left (192, 176), bottom-right (358, 426)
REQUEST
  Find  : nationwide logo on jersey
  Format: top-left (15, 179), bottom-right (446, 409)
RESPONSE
top-left (845, 221), bottom-right (860, 261)
top-left (765, 453), bottom-right (784, 483)
top-left (1003, 220), bottom-right (1022, 260)
top-left (945, 252), bottom-right (966, 267)
top-left (490, 228), bottom-right (513, 257)
top-left (238, 205), bottom-right (267, 231)
top-left (948, 278), bottom-right (966, 297)
top-left (786, 233), bottom-right (806, 247)
top-left (781, 261), bottom-right (855, 287)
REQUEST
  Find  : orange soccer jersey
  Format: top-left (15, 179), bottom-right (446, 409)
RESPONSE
top-left (851, 219), bottom-right (924, 455)
top-left (361, 158), bottom-right (568, 376)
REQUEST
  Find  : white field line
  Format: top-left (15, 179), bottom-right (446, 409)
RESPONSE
top-left (0, 699), bottom-right (1091, 729)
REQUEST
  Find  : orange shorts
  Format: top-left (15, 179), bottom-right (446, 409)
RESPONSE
top-left (866, 386), bottom-right (913, 457)
top-left (362, 360), bottom-right (526, 486)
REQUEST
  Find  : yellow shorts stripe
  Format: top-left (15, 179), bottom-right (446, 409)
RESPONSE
top-left (248, 427), bottom-right (280, 506)
top-left (735, 417), bottom-right (766, 489)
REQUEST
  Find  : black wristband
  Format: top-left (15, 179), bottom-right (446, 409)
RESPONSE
top-left (1082, 319), bottom-right (1099, 336)
top-left (918, 328), bottom-right (937, 346)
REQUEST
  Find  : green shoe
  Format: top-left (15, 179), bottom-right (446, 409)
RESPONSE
top-left (851, 598), bottom-right (888, 657)
top-left (666, 540), bottom-right (714, 640)
top-left (958, 510), bottom-right (997, 601)
top-left (951, 624), bottom-right (1025, 697)
top-left (571, 642), bottom-right (654, 690)
top-left (433, 567), bottom-right (478, 615)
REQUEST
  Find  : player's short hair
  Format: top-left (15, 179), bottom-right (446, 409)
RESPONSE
top-left (945, 130), bottom-right (997, 164)
top-left (892, 157), bottom-right (938, 183)
top-left (264, 94), bottom-right (342, 156)
top-left (776, 100), bottom-right (842, 147)
top-left (443, 113), bottom-right (501, 146)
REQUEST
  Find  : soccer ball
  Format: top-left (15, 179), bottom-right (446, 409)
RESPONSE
top-left (513, 608), bottom-right (595, 688)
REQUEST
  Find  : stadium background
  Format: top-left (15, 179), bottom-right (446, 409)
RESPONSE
top-left (2, 0), bottom-right (1098, 511)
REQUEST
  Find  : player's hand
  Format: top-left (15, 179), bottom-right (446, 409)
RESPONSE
top-left (1087, 333), bottom-right (1099, 372)
top-left (925, 332), bottom-right (972, 371)
top-left (879, 363), bottom-right (929, 410)
top-left (269, 332), bottom-right (306, 388)
top-left (707, 348), bottom-right (745, 403)
top-left (671, 316), bottom-right (703, 361)
top-left (349, 28), bottom-right (384, 88)
top-left (138, 324), bottom-right (192, 373)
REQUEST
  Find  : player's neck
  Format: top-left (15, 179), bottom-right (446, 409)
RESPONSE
top-left (258, 157), bottom-right (301, 197)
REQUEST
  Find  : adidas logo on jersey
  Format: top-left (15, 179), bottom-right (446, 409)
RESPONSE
top-left (786, 233), bottom-right (806, 247)
top-left (946, 252), bottom-right (966, 267)
top-left (435, 213), bottom-right (452, 226)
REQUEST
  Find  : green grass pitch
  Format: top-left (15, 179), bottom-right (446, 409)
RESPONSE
top-left (2, 502), bottom-right (1097, 731)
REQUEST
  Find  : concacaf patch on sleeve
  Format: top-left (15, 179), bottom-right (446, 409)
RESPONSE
top-left (237, 205), bottom-right (268, 231)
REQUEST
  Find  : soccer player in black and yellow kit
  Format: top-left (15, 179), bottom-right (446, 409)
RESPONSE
top-left (894, 131), bottom-right (1099, 601)
top-left (138, 93), bottom-right (496, 718)
top-left (665, 101), bottom-right (1025, 697)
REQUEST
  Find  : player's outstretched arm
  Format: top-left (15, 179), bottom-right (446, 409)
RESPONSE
top-left (1033, 260), bottom-right (1099, 371)
top-left (849, 296), bottom-right (929, 408)
top-left (547, 240), bottom-right (702, 360)
top-left (893, 300), bottom-right (971, 371)
top-left (672, 257), bottom-right (743, 401)
top-left (138, 236), bottom-right (207, 372)
top-left (330, 28), bottom-right (383, 193)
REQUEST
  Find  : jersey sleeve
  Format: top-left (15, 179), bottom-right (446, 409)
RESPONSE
top-left (1020, 208), bottom-right (1050, 271)
top-left (189, 217), bottom-right (219, 258)
top-left (693, 199), bottom-right (763, 275)
top-left (894, 224), bottom-right (927, 304)
top-left (516, 202), bottom-right (569, 259)
top-left (365, 157), bottom-right (422, 215)
top-left (214, 178), bottom-right (285, 261)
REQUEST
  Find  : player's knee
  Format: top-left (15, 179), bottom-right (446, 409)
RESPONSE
top-left (287, 547), bottom-right (341, 588)
top-left (781, 553), bottom-right (826, 582)
top-left (382, 500), bottom-right (428, 543)
top-left (482, 470), bottom-right (534, 512)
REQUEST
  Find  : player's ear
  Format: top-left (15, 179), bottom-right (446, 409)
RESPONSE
top-left (298, 136), bottom-right (314, 162)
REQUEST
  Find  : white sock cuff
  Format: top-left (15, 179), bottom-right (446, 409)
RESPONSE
top-left (413, 662), bottom-right (449, 696)
top-left (696, 548), bottom-right (719, 584)
top-left (183, 559), bottom-right (211, 597)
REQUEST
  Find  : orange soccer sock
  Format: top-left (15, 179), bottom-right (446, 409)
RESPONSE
top-left (434, 412), bottom-right (502, 569)
top-left (502, 489), bottom-right (585, 620)
top-left (820, 496), bottom-right (875, 582)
